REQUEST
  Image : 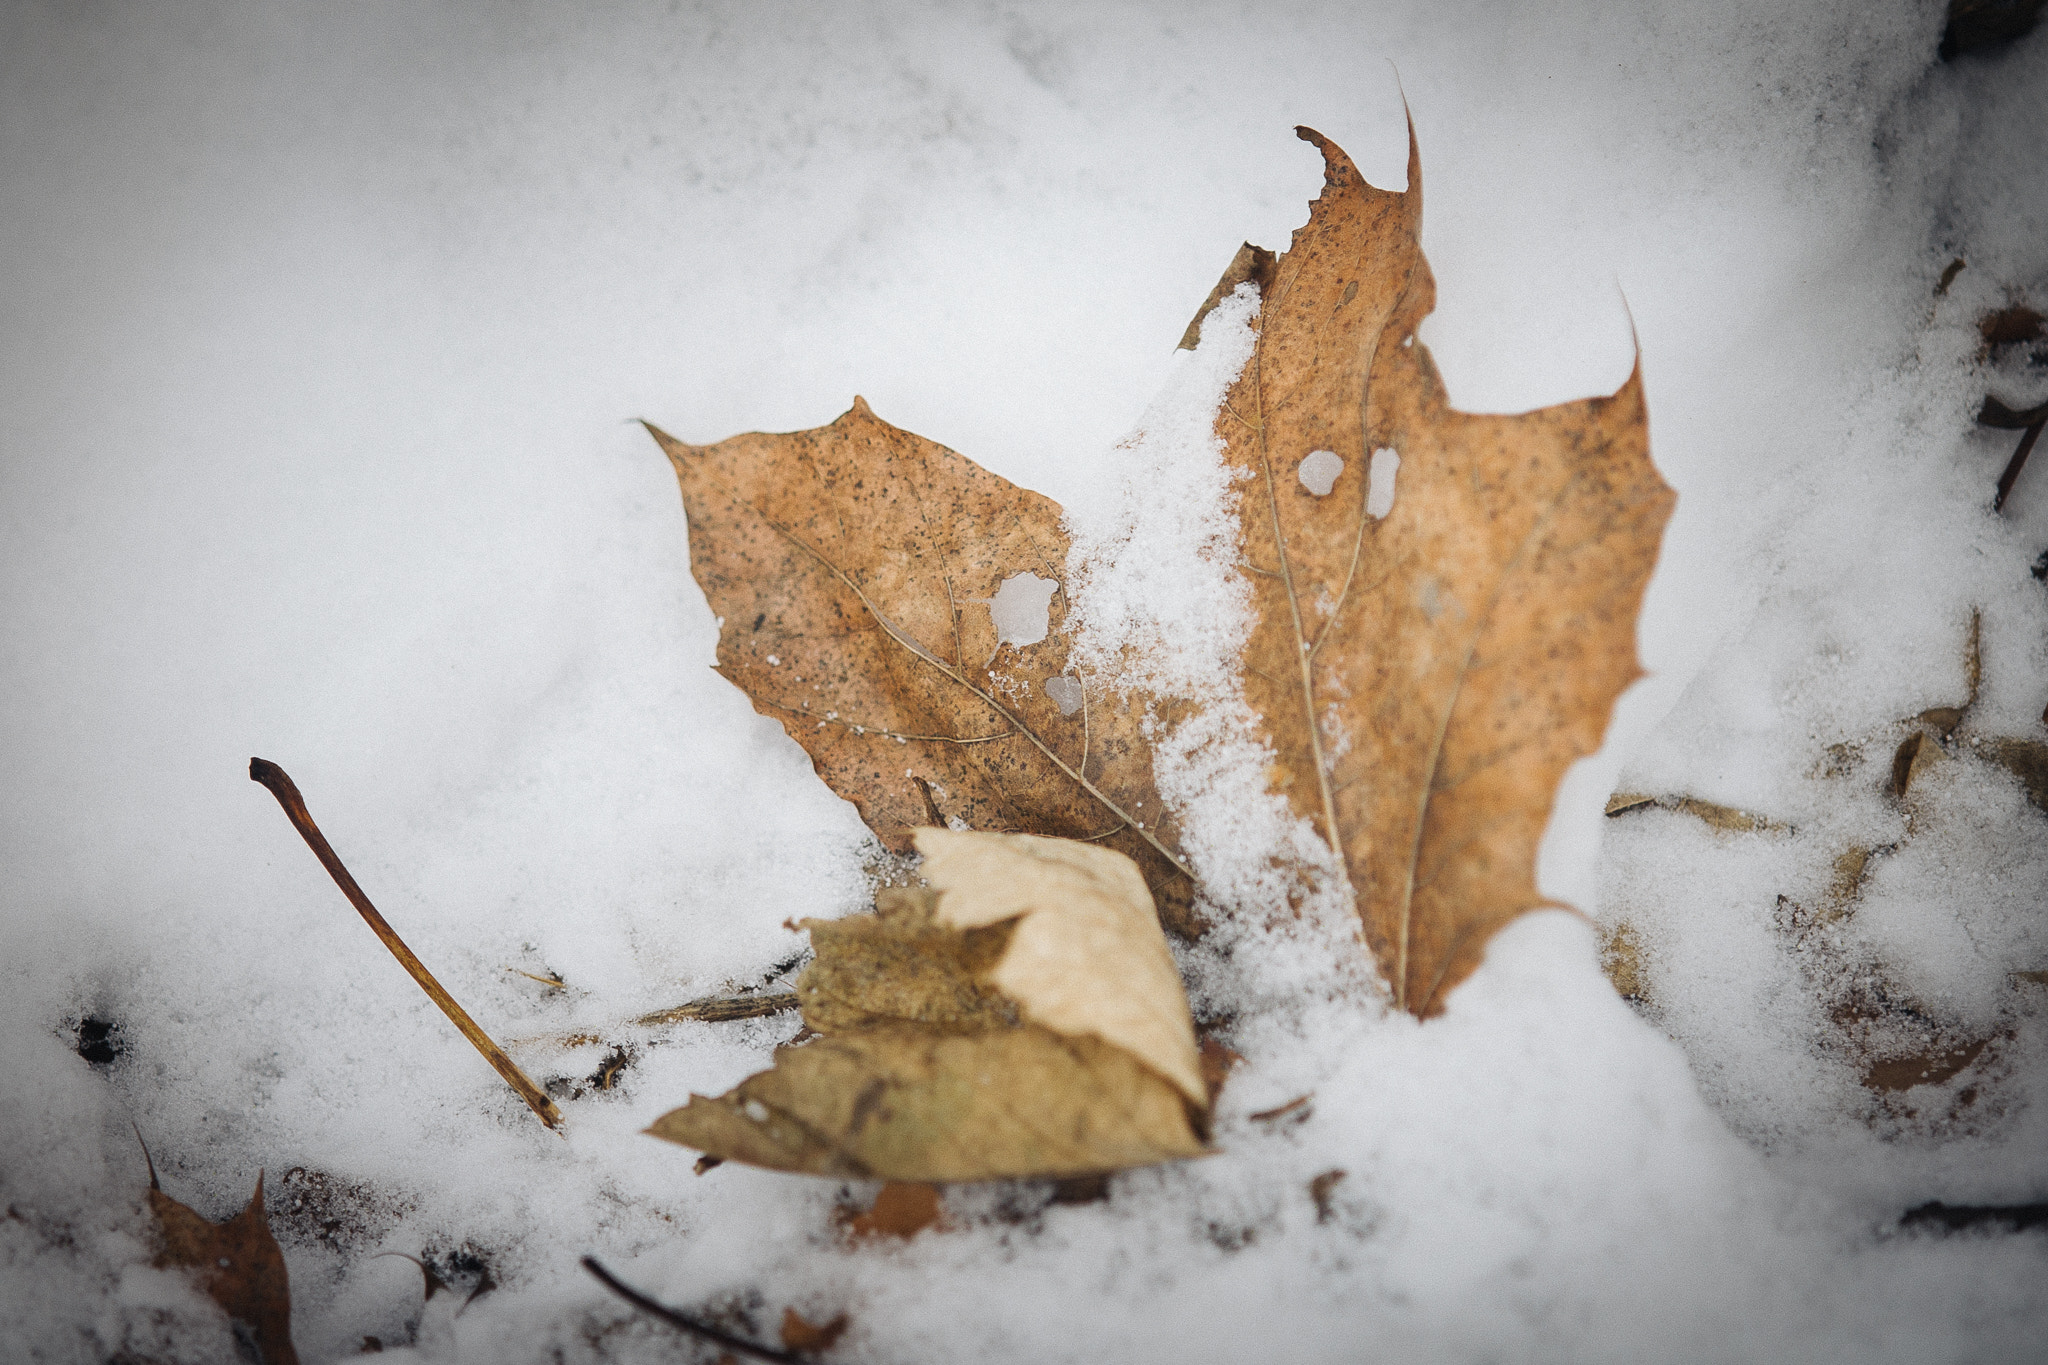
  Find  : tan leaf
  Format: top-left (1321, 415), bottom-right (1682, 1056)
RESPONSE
top-left (148, 1169), bottom-right (299, 1365)
top-left (1862, 1036), bottom-right (1990, 1093)
top-left (845, 1182), bottom-right (943, 1239)
top-left (1605, 792), bottom-right (1786, 834)
top-left (1982, 736), bottom-right (2048, 813)
top-left (1216, 125), bottom-right (1675, 1014)
top-left (1599, 921), bottom-right (1645, 1001)
top-left (915, 828), bottom-right (1204, 1105)
top-left (646, 832), bottom-right (1207, 1181)
top-left (781, 1307), bottom-right (851, 1353)
top-left (644, 406), bottom-right (1198, 937)
top-left (1890, 730), bottom-right (1943, 799)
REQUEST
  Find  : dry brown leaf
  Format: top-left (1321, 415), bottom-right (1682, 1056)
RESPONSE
top-left (781, 1307), bottom-right (851, 1353)
top-left (1890, 730), bottom-right (1943, 799)
top-left (1308, 1168), bottom-right (1347, 1223)
top-left (1982, 736), bottom-right (2048, 812)
top-left (644, 407), bottom-right (1198, 937)
top-left (1196, 1037), bottom-right (1243, 1106)
top-left (1821, 845), bottom-right (1882, 924)
top-left (1599, 922), bottom-right (1645, 1001)
top-left (845, 1182), bottom-right (943, 1239)
top-left (1217, 125), bottom-right (1674, 1014)
top-left (1862, 1036), bottom-right (1990, 1093)
top-left (147, 1167), bottom-right (298, 1365)
top-left (915, 828), bottom-right (1204, 1103)
top-left (646, 832), bottom-right (1207, 1181)
top-left (1606, 793), bottom-right (1785, 834)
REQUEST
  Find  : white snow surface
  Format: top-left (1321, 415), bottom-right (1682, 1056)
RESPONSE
top-left (5, 2), bottom-right (2047, 1361)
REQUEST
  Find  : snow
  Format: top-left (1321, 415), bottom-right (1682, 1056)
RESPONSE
top-left (4, 1), bottom-right (2047, 1361)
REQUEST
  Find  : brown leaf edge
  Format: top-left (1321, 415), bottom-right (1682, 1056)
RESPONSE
top-left (142, 1137), bottom-right (298, 1365)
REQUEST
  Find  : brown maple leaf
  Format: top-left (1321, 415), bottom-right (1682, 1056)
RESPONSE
top-left (643, 405), bottom-right (1198, 937)
top-left (145, 1157), bottom-right (298, 1365)
top-left (1217, 125), bottom-right (1672, 1014)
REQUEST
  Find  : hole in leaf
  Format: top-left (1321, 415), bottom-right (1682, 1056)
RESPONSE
top-left (1367, 447), bottom-right (1400, 519)
top-left (1044, 676), bottom-right (1084, 716)
top-left (1298, 449), bottom-right (1344, 496)
top-left (988, 572), bottom-right (1058, 647)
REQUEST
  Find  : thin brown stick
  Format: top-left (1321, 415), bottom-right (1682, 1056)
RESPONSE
top-left (582, 1258), bottom-right (808, 1365)
top-left (249, 759), bottom-right (564, 1132)
top-left (633, 993), bottom-right (803, 1027)
top-left (1993, 419), bottom-right (2045, 512)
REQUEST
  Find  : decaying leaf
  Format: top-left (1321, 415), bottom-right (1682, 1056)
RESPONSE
top-left (1890, 730), bottom-right (1943, 799)
top-left (1599, 922), bottom-right (1645, 1001)
top-left (1308, 1168), bottom-right (1347, 1223)
top-left (650, 125), bottom-right (1671, 1019)
top-left (1604, 792), bottom-right (1786, 834)
top-left (1862, 1037), bottom-right (1991, 1094)
top-left (1216, 125), bottom-right (1673, 1014)
top-left (1981, 736), bottom-right (2048, 812)
top-left (647, 831), bottom-right (1208, 1181)
top-left (644, 404), bottom-right (1198, 937)
top-left (781, 1307), bottom-right (851, 1353)
top-left (147, 1164), bottom-right (299, 1365)
top-left (846, 1182), bottom-right (943, 1239)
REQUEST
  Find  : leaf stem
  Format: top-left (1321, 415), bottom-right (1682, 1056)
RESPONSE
top-left (1246, 323), bottom-right (1345, 865)
top-left (248, 758), bottom-right (564, 1132)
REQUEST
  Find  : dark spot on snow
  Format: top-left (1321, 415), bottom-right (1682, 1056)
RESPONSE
top-left (1049, 1174), bottom-right (1110, 1206)
top-left (275, 1167), bottom-right (411, 1255)
top-left (1940, 0), bottom-right (2046, 61)
top-left (1310, 1169), bottom-right (1348, 1223)
top-left (1981, 303), bottom-right (2045, 350)
top-left (75, 1017), bottom-right (121, 1067)
top-left (547, 1045), bottom-right (638, 1101)
top-left (423, 1244), bottom-right (497, 1307)
top-left (1205, 1221), bottom-right (1257, 1252)
top-left (1901, 1200), bottom-right (2048, 1234)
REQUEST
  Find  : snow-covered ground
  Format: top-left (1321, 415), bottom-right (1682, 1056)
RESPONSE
top-left (4, 2), bottom-right (2045, 1360)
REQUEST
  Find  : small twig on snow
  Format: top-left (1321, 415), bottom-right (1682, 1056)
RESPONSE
top-left (249, 758), bottom-right (564, 1132)
top-left (582, 1257), bottom-right (812, 1364)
